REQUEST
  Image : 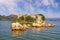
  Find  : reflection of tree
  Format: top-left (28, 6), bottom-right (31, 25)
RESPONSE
top-left (12, 30), bottom-right (26, 36)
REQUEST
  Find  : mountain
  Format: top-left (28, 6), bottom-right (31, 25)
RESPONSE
top-left (0, 14), bottom-right (18, 20)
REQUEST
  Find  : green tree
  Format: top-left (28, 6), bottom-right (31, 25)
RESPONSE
top-left (25, 16), bottom-right (35, 22)
top-left (37, 14), bottom-right (45, 20)
top-left (18, 16), bottom-right (24, 22)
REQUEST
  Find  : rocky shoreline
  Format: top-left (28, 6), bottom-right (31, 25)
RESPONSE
top-left (12, 21), bottom-right (55, 31)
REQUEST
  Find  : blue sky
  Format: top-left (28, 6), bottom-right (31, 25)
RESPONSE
top-left (0, 0), bottom-right (60, 18)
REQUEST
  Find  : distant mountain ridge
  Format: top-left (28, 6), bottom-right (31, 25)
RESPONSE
top-left (0, 15), bottom-right (17, 20)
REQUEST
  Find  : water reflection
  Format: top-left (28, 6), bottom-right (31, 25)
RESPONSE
top-left (12, 30), bottom-right (26, 36)
top-left (31, 26), bottom-right (55, 33)
top-left (12, 26), bottom-right (55, 36)
top-left (31, 27), bottom-right (45, 33)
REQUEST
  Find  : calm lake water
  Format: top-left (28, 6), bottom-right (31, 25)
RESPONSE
top-left (0, 20), bottom-right (60, 40)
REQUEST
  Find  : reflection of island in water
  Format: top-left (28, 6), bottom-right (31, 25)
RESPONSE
top-left (12, 30), bottom-right (27, 36)
top-left (32, 27), bottom-right (46, 32)
top-left (32, 26), bottom-right (55, 33)
top-left (12, 26), bottom-right (55, 36)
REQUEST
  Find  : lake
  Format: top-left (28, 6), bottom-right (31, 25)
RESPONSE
top-left (0, 20), bottom-right (60, 40)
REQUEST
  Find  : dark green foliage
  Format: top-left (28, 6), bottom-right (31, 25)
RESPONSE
top-left (18, 16), bottom-right (24, 20)
top-left (25, 16), bottom-right (34, 22)
top-left (17, 16), bottom-right (27, 23)
top-left (38, 14), bottom-right (45, 20)
top-left (18, 16), bottom-right (35, 23)
top-left (18, 18), bottom-right (25, 23)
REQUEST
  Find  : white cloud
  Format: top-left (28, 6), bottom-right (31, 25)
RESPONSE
top-left (0, 0), bottom-right (59, 18)
top-left (0, 0), bottom-right (20, 15)
top-left (0, 0), bottom-right (15, 6)
top-left (41, 0), bottom-right (50, 6)
top-left (41, 0), bottom-right (59, 8)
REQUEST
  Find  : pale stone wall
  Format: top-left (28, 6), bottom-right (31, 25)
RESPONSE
top-left (18, 14), bottom-right (22, 18)
top-left (37, 16), bottom-right (42, 21)
top-left (30, 14), bottom-right (36, 19)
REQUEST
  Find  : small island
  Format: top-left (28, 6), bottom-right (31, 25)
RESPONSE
top-left (12, 14), bottom-right (56, 31)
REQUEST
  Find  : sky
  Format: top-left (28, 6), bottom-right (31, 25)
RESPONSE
top-left (0, 0), bottom-right (60, 18)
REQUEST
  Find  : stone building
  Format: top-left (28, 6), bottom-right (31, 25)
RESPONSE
top-left (37, 15), bottom-right (42, 21)
top-left (36, 15), bottom-right (43, 24)
top-left (30, 14), bottom-right (37, 19)
top-left (18, 14), bottom-right (22, 19)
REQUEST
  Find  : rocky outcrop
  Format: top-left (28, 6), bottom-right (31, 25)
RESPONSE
top-left (12, 22), bottom-right (30, 31)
